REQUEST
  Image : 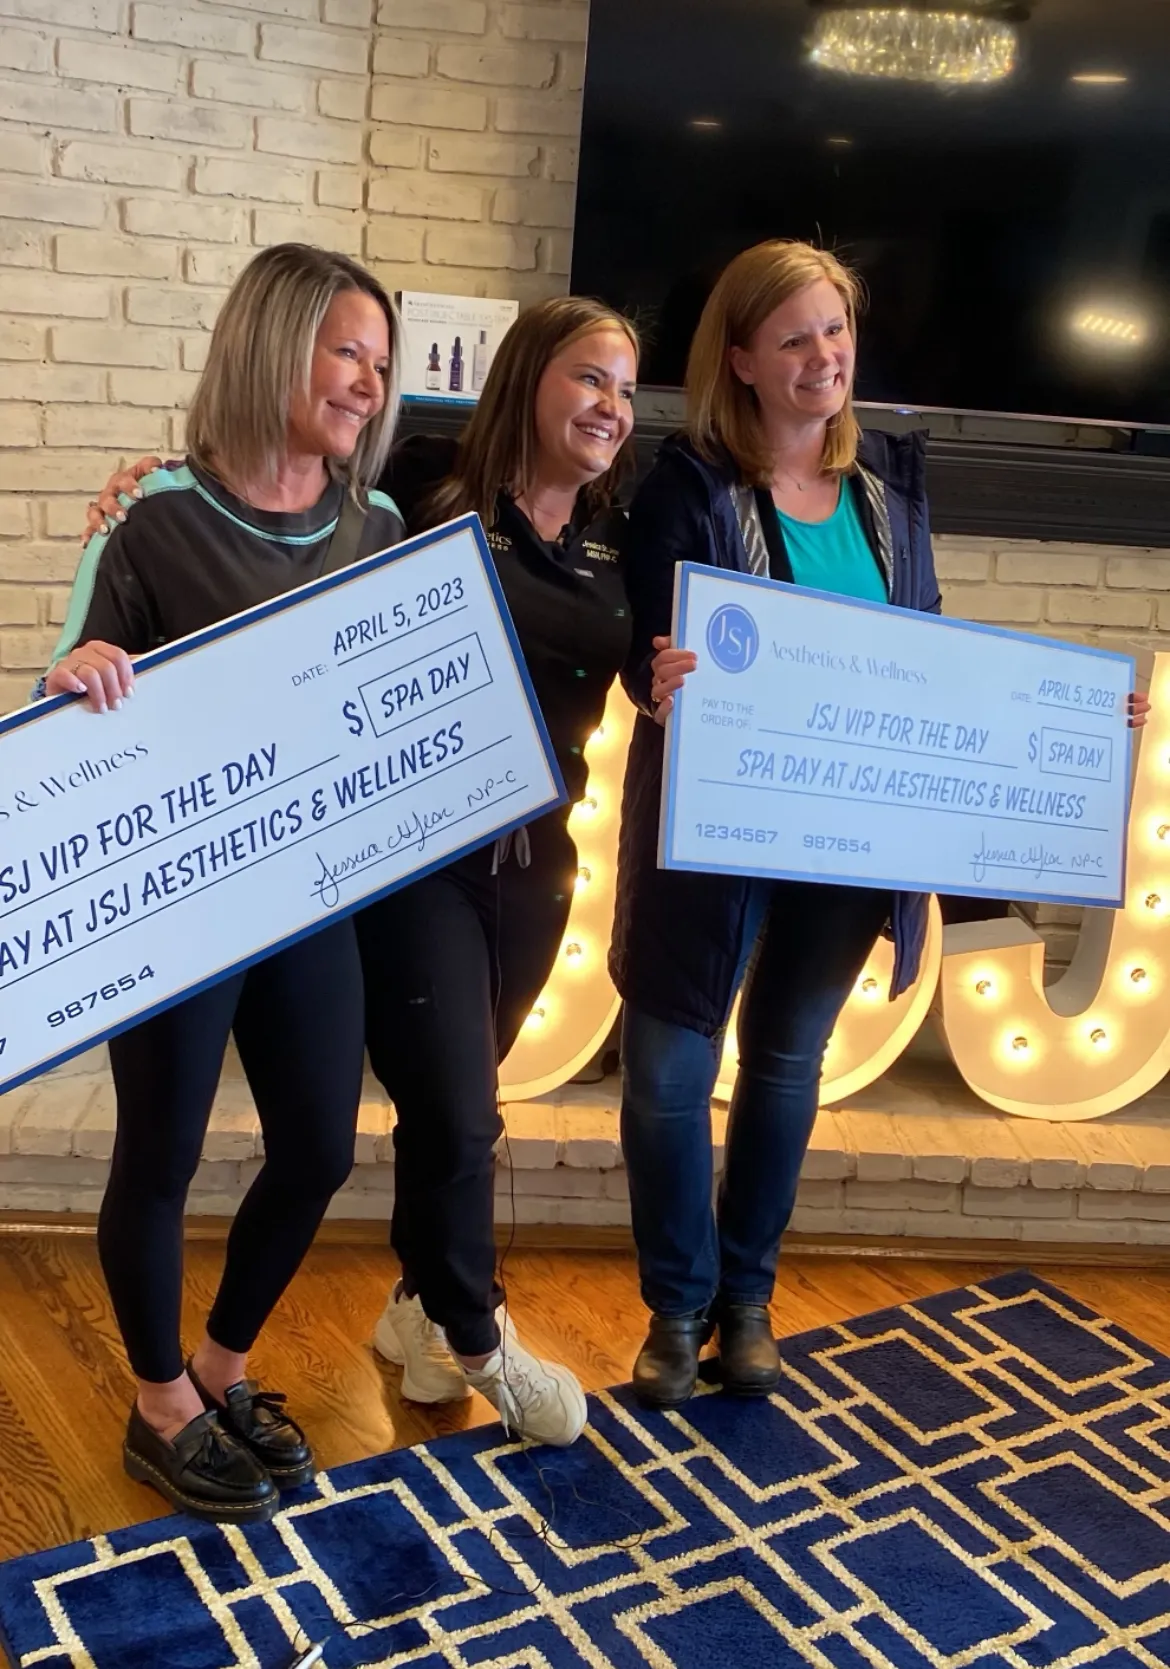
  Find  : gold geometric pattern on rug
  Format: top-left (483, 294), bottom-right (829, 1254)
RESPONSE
top-left (4, 1274), bottom-right (1170, 1669)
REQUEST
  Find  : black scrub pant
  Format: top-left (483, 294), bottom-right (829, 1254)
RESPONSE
top-left (355, 809), bottom-right (576, 1357)
top-left (98, 923), bottom-right (365, 1384)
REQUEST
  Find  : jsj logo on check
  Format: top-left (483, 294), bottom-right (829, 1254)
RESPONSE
top-left (706, 604), bottom-right (759, 673)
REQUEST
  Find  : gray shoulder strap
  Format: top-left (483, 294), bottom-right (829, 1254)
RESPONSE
top-left (853, 464), bottom-right (894, 593)
top-left (320, 491), bottom-right (367, 577)
top-left (731, 483), bottom-right (770, 577)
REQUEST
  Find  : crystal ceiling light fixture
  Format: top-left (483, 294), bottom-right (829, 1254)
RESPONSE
top-left (806, 1), bottom-right (1028, 86)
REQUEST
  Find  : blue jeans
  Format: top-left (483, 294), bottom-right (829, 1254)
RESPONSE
top-left (620, 879), bottom-right (890, 1317)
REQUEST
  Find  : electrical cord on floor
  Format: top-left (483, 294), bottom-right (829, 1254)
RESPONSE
top-left (283, 862), bottom-right (648, 1667)
top-left (570, 1042), bottom-right (621, 1087)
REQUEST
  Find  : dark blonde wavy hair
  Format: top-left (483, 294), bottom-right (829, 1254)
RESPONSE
top-left (687, 240), bottom-right (864, 483)
top-left (187, 242), bottom-right (402, 500)
top-left (426, 295), bottom-right (640, 527)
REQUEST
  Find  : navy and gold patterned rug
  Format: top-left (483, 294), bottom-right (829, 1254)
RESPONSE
top-left (3, 1269), bottom-right (1170, 1669)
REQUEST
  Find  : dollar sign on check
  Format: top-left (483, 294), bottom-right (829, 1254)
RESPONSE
top-left (343, 699), bottom-right (364, 738)
top-left (1028, 730), bottom-right (1038, 765)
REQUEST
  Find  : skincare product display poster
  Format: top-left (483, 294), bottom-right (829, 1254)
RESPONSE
top-left (397, 292), bottom-right (520, 404)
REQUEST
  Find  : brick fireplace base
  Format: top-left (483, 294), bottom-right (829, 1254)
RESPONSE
top-left (6, 1040), bottom-right (1170, 1252)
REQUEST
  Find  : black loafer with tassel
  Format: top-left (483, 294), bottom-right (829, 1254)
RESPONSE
top-left (187, 1359), bottom-right (315, 1487)
top-left (123, 1405), bottom-right (278, 1523)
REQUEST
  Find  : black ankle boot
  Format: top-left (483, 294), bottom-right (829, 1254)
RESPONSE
top-left (633, 1313), bottom-right (713, 1408)
top-left (716, 1303), bottom-right (781, 1396)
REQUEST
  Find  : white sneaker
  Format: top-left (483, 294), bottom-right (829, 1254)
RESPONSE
top-left (462, 1336), bottom-right (588, 1447)
top-left (373, 1290), bottom-right (471, 1403)
top-left (372, 1289), bottom-right (518, 1405)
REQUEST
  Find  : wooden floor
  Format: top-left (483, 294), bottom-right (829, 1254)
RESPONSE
top-left (2, 1235), bottom-right (1169, 1564)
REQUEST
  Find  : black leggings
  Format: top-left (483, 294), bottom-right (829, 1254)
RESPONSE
top-left (355, 810), bottom-right (576, 1356)
top-left (98, 923), bottom-right (365, 1383)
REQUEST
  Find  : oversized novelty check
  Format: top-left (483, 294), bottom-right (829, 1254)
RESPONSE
top-left (0, 514), bottom-right (563, 1093)
top-left (660, 563), bottom-right (1134, 908)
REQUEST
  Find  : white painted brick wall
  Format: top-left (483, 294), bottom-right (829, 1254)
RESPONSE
top-left (937, 534), bottom-right (1170, 653)
top-left (0, 0), bottom-right (586, 708)
top-left (1, 2), bottom-right (1167, 1004)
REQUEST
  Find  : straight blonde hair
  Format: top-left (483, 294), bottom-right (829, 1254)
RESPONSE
top-left (186, 243), bottom-right (403, 501)
top-left (687, 241), bottom-right (863, 483)
top-left (427, 295), bottom-right (640, 528)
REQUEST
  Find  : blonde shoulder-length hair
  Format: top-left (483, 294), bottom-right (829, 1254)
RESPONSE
top-left (427, 295), bottom-right (640, 528)
top-left (687, 240), bottom-right (864, 483)
top-left (186, 242), bottom-right (403, 500)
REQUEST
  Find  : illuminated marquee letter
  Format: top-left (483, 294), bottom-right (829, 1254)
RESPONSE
top-left (498, 686), bottom-right (633, 1101)
top-left (937, 651), bottom-right (1168, 1120)
top-left (500, 693), bottom-right (943, 1106)
top-left (715, 896), bottom-right (942, 1103)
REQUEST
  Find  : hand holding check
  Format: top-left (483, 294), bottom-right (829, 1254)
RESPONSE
top-left (44, 641), bottom-right (136, 712)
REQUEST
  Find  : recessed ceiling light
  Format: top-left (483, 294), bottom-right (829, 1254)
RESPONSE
top-left (1070, 71), bottom-right (1128, 85)
top-left (689, 117), bottom-right (722, 131)
top-left (826, 135), bottom-right (853, 147)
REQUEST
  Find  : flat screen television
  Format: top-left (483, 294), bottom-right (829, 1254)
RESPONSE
top-left (571, 0), bottom-right (1170, 428)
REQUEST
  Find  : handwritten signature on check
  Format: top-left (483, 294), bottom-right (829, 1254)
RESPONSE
top-left (311, 804), bottom-right (454, 907)
top-left (970, 831), bottom-right (1105, 885)
top-left (309, 768), bottom-right (528, 908)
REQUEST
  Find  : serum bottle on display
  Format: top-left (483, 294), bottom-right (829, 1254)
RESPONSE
top-left (425, 343), bottom-right (442, 391)
top-left (471, 329), bottom-right (489, 392)
top-left (449, 336), bottom-right (464, 393)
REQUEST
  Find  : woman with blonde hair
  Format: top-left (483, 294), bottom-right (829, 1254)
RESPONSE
top-left (42, 243), bottom-right (405, 1520)
top-left (614, 240), bottom-right (1148, 1407)
top-left (88, 293), bottom-right (640, 1447)
top-left (611, 240), bottom-right (942, 1407)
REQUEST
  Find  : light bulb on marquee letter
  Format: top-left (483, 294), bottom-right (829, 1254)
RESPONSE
top-left (715, 895), bottom-right (943, 1104)
top-left (498, 685), bottom-right (634, 1101)
top-left (937, 649), bottom-right (1170, 1120)
top-left (497, 651), bottom-right (1170, 1122)
top-left (499, 694), bottom-right (944, 1107)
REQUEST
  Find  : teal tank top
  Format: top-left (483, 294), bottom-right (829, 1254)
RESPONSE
top-left (776, 481), bottom-right (887, 604)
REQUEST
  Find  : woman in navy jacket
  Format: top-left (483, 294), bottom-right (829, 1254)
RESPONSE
top-left (611, 241), bottom-right (948, 1408)
top-left (614, 240), bottom-right (1146, 1407)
